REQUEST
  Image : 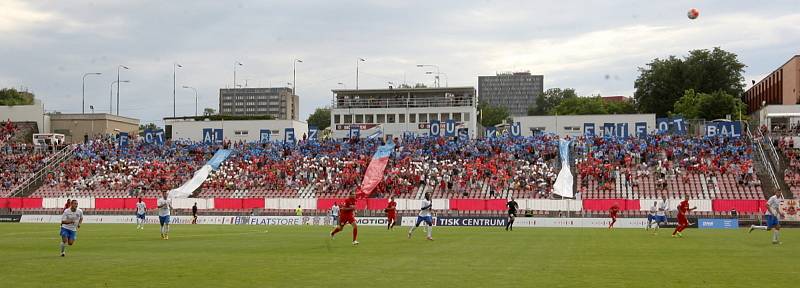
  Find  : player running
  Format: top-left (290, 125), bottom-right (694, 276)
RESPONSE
top-left (652, 196), bottom-right (669, 234)
top-left (135, 198), bottom-right (146, 230)
top-left (385, 196), bottom-right (397, 230)
top-left (157, 191), bottom-right (172, 240)
top-left (749, 190), bottom-right (784, 244)
top-left (672, 195), bottom-right (697, 238)
top-left (59, 199), bottom-right (83, 257)
top-left (408, 192), bottom-right (433, 241)
top-left (505, 197), bottom-right (519, 231)
top-left (608, 202), bottom-right (620, 229)
top-left (330, 191), bottom-right (359, 246)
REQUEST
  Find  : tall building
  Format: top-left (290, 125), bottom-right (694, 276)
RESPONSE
top-left (478, 72), bottom-right (544, 116)
top-left (744, 55), bottom-right (800, 131)
top-left (744, 55), bottom-right (800, 114)
top-left (218, 87), bottom-right (299, 120)
top-left (330, 87), bottom-right (478, 139)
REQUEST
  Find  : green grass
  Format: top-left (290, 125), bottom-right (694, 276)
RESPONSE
top-left (0, 223), bottom-right (796, 288)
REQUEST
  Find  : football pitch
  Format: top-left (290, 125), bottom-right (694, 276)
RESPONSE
top-left (1, 223), bottom-right (796, 288)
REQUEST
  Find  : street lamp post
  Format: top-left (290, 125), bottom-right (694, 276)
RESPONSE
top-left (116, 65), bottom-right (129, 116)
top-left (82, 72), bottom-right (102, 114)
top-left (110, 80), bottom-right (130, 114)
top-left (233, 61), bottom-right (243, 88)
top-left (356, 58), bottom-right (365, 90)
top-left (182, 85), bottom-right (198, 116)
top-left (425, 71), bottom-right (448, 87)
top-left (416, 64), bottom-right (441, 87)
top-left (173, 63), bottom-right (182, 117)
top-left (293, 59), bottom-right (302, 96)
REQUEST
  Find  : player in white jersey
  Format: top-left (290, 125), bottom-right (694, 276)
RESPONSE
top-left (646, 201), bottom-right (658, 231)
top-left (157, 191), bottom-right (173, 240)
top-left (135, 198), bottom-right (147, 230)
top-left (408, 192), bottom-right (433, 241)
top-left (59, 199), bottom-right (83, 257)
top-left (749, 190), bottom-right (783, 244)
top-left (330, 203), bottom-right (340, 227)
top-left (653, 196), bottom-right (669, 234)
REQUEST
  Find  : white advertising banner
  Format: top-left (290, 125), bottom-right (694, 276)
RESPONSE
top-left (401, 216), bottom-right (647, 228)
top-left (21, 215), bottom-right (394, 226)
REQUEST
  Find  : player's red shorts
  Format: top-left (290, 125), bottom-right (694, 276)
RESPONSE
top-left (677, 214), bottom-right (688, 225)
top-left (339, 214), bottom-right (356, 225)
top-left (387, 213), bottom-right (396, 221)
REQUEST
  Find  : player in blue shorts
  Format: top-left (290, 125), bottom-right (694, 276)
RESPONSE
top-left (408, 192), bottom-right (433, 241)
top-left (135, 198), bottom-right (147, 230)
top-left (59, 199), bottom-right (83, 257)
top-left (157, 191), bottom-right (173, 240)
top-left (749, 191), bottom-right (783, 244)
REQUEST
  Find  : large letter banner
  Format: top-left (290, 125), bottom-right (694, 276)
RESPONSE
top-left (635, 122), bottom-right (647, 138)
top-left (486, 127), bottom-right (497, 139)
top-left (603, 123), bottom-right (615, 137)
top-left (349, 125), bottom-right (360, 139)
top-left (213, 129), bottom-right (223, 143)
top-left (284, 128), bottom-right (296, 143)
top-left (616, 123), bottom-right (629, 138)
top-left (444, 119), bottom-right (456, 137)
top-left (511, 122), bottom-right (521, 137)
top-left (429, 120), bottom-right (441, 137)
top-left (145, 129), bottom-right (165, 145)
top-left (584, 123), bottom-right (595, 136)
top-left (308, 126), bottom-right (318, 141)
top-left (259, 129), bottom-right (271, 143)
top-left (458, 128), bottom-right (468, 141)
top-left (202, 128), bottom-right (213, 144)
top-left (118, 132), bottom-right (129, 149)
top-left (671, 117), bottom-right (686, 134)
top-left (656, 118), bottom-right (670, 134)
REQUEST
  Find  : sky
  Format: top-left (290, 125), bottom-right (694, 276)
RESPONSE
top-left (1, 0), bottom-right (798, 125)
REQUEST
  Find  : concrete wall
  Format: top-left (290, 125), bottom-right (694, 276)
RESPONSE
top-left (513, 114), bottom-right (656, 137)
top-left (0, 99), bottom-right (48, 133)
top-left (165, 118), bottom-right (308, 142)
top-left (330, 106), bottom-right (479, 139)
top-left (50, 113), bottom-right (139, 143)
top-left (784, 56), bottom-right (800, 105)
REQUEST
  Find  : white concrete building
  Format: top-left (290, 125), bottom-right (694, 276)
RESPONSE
top-left (164, 117), bottom-right (308, 143)
top-left (752, 105), bottom-right (800, 131)
top-left (1, 99), bottom-right (49, 133)
top-left (330, 87), bottom-right (478, 139)
top-left (513, 114), bottom-right (657, 137)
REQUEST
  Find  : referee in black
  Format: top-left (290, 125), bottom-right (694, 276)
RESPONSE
top-left (505, 197), bottom-right (519, 231)
top-left (191, 203), bottom-right (198, 224)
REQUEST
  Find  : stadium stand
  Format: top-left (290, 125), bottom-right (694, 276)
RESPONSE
top-left (1, 131), bottom-right (771, 217)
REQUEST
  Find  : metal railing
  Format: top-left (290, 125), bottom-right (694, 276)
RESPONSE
top-left (333, 96), bottom-right (475, 109)
top-left (9, 144), bottom-right (78, 197)
top-left (747, 125), bottom-right (780, 190)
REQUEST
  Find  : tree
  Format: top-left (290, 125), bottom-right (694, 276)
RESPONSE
top-left (673, 89), bottom-right (747, 120)
top-left (552, 97), bottom-right (607, 115)
top-left (605, 99), bottom-right (637, 114)
top-left (529, 88), bottom-right (577, 116)
top-left (634, 47), bottom-right (746, 116)
top-left (138, 123), bottom-right (159, 136)
top-left (479, 102), bottom-right (509, 127)
top-left (306, 107), bottom-right (331, 130)
top-left (203, 108), bottom-right (216, 116)
top-left (0, 88), bottom-right (35, 106)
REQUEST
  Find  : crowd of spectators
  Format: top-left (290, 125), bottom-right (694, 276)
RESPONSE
top-left (576, 134), bottom-right (756, 193)
top-left (1, 120), bottom-right (53, 195)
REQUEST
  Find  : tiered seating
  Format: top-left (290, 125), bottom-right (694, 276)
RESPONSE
top-left (577, 134), bottom-right (763, 201)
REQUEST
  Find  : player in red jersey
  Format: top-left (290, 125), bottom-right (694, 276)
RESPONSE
top-left (672, 195), bottom-right (697, 238)
top-left (330, 190), bottom-right (359, 245)
top-left (385, 195), bottom-right (397, 230)
top-left (608, 202), bottom-right (620, 229)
